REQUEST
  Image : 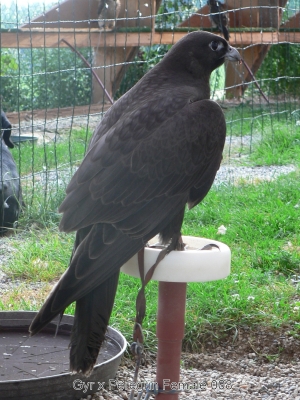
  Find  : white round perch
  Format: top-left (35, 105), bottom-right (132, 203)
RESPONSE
top-left (121, 236), bottom-right (231, 282)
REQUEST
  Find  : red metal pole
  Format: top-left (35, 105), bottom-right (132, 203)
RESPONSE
top-left (156, 281), bottom-right (187, 400)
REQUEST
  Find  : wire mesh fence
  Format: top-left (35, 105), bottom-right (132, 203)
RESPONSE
top-left (0, 0), bottom-right (299, 227)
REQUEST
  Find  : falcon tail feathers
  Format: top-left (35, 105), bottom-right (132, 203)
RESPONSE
top-left (29, 232), bottom-right (143, 337)
top-left (70, 271), bottom-right (120, 376)
top-left (222, 25), bottom-right (230, 41)
top-left (29, 279), bottom-right (66, 336)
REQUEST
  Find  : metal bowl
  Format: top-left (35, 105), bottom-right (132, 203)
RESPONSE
top-left (10, 136), bottom-right (38, 145)
top-left (0, 311), bottom-right (127, 399)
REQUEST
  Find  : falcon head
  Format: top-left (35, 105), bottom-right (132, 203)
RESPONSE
top-left (164, 31), bottom-right (240, 78)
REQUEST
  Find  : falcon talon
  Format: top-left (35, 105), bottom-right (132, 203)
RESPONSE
top-left (130, 341), bottom-right (143, 357)
top-left (149, 244), bottom-right (166, 249)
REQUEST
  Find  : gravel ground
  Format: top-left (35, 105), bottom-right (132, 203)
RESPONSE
top-left (79, 348), bottom-right (300, 400)
top-left (16, 114), bottom-right (102, 143)
top-left (214, 164), bottom-right (296, 185)
top-left (78, 326), bottom-right (300, 400)
top-left (19, 162), bottom-right (296, 202)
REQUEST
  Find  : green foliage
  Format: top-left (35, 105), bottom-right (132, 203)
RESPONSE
top-left (1, 47), bottom-right (92, 111)
top-left (115, 45), bottom-right (170, 98)
top-left (0, 1), bottom-right (55, 29)
top-left (258, 43), bottom-right (300, 96)
top-left (156, 0), bottom-right (200, 28)
top-left (0, 49), bottom-right (18, 74)
top-left (0, 0), bottom-right (92, 111)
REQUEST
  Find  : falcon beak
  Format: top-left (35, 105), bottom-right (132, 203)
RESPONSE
top-left (224, 46), bottom-right (241, 62)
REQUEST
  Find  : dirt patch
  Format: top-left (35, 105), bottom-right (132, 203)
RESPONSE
top-left (182, 325), bottom-right (300, 366)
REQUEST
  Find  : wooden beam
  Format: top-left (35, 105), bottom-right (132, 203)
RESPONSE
top-left (20, 0), bottom-right (155, 30)
top-left (2, 30), bottom-right (300, 48)
top-left (179, 1), bottom-right (288, 31)
top-left (0, 31), bottom-right (154, 48)
top-left (179, 5), bottom-right (211, 29)
top-left (226, 0), bottom-right (285, 29)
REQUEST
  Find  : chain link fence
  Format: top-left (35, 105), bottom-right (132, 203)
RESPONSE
top-left (0, 0), bottom-right (299, 226)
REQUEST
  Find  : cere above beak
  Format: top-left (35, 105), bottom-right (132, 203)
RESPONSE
top-left (225, 46), bottom-right (241, 62)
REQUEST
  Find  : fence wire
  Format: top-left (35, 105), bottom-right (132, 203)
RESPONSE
top-left (0, 0), bottom-right (299, 225)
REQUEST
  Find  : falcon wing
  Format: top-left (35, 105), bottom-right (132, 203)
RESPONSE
top-left (59, 99), bottom-right (225, 234)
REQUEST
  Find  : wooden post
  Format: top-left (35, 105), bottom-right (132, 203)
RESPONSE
top-left (92, 0), bottom-right (156, 103)
top-left (225, 44), bottom-right (270, 99)
top-left (92, 46), bottom-right (135, 103)
top-left (156, 282), bottom-right (187, 400)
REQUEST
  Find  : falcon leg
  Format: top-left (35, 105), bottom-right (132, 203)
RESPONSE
top-left (167, 232), bottom-right (185, 253)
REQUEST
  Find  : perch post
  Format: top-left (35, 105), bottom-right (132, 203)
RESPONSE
top-left (156, 281), bottom-right (187, 400)
top-left (121, 236), bottom-right (231, 399)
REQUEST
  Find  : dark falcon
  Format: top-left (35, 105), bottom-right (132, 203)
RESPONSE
top-left (30, 32), bottom-right (241, 375)
top-left (0, 111), bottom-right (23, 235)
top-left (97, 0), bottom-right (121, 31)
top-left (208, 0), bottom-right (230, 41)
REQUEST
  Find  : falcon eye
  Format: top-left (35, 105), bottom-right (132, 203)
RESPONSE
top-left (209, 40), bottom-right (224, 51)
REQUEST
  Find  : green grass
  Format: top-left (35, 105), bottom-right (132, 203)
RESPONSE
top-left (225, 102), bottom-right (298, 139)
top-left (222, 103), bottom-right (300, 166)
top-left (1, 228), bottom-right (74, 282)
top-left (19, 184), bottom-right (67, 229)
top-left (8, 128), bottom-right (93, 228)
top-left (11, 128), bottom-right (92, 176)
top-left (249, 123), bottom-right (300, 166)
top-left (2, 170), bottom-right (300, 350)
top-left (1, 103), bottom-right (300, 351)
